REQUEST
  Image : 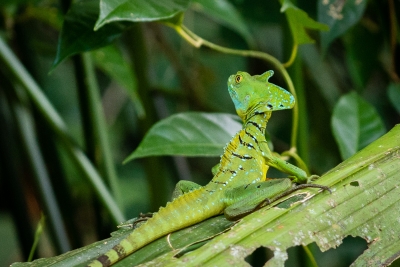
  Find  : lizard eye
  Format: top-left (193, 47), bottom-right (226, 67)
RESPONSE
top-left (235, 75), bottom-right (242, 83)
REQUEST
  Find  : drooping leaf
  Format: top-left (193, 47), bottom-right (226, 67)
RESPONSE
top-left (53, 0), bottom-right (128, 67)
top-left (331, 91), bottom-right (385, 160)
top-left (191, 0), bottom-right (255, 47)
top-left (280, 0), bottom-right (329, 45)
top-left (124, 112), bottom-right (242, 163)
top-left (92, 45), bottom-right (145, 118)
top-left (94, 0), bottom-right (190, 30)
top-left (387, 82), bottom-right (400, 115)
top-left (318, 0), bottom-right (367, 53)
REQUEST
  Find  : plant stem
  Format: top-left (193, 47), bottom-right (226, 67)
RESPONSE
top-left (76, 53), bottom-right (122, 208)
top-left (12, 98), bottom-right (71, 253)
top-left (303, 245), bottom-right (319, 267)
top-left (283, 43), bottom-right (298, 68)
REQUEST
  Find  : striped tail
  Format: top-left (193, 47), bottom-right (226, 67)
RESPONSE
top-left (87, 187), bottom-right (222, 267)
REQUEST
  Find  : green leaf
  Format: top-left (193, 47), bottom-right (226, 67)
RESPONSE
top-left (191, 0), bottom-right (255, 47)
top-left (318, 0), bottom-right (367, 53)
top-left (387, 83), bottom-right (400, 115)
top-left (280, 0), bottom-right (329, 45)
top-left (92, 45), bottom-right (145, 118)
top-left (53, 0), bottom-right (127, 67)
top-left (331, 91), bottom-right (385, 160)
top-left (94, 0), bottom-right (190, 30)
top-left (124, 112), bottom-right (242, 163)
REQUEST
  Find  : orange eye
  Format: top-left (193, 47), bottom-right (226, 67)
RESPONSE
top-left (235, 75), bottom-right (242, 83)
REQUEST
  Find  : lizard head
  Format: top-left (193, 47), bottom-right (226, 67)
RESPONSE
top-left (227, 70), bottom-right (295, 120)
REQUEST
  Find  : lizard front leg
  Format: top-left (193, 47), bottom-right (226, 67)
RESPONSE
top-left (259, 141), bottom-right (313, 184)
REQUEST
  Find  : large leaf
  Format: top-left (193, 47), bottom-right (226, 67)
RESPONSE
top-left (191, 0), bottom-right (255, 47)
top-left (94, 0), bottom-right (190, 30)
top-left (124, 112), bottom-right (242, 163)
top-left (331, 92), bottom-right (385, 160)
top-left (13, 125), bottom-right (400, 266)
top-left (53, 0), bottom-right (128, 67)
top-left (318, 0), bottom-right (367, 53)
top-left (280, 0), bottom-right (329, 45)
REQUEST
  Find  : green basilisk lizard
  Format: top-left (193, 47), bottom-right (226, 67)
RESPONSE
top-left (87, 70), bottom-right (329, 267)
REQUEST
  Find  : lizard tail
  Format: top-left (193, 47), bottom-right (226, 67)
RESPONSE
top-left (87, 187), bottom-right (216, 267)
top-left (87, 237), bottom-right (139, 267)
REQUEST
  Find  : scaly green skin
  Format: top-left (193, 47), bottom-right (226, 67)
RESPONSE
top-left (87, 70), bottom-right (316, 267)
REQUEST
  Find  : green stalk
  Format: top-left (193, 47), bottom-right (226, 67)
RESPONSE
top-left (0, 37), bottom-right (124, 224)
top-left (28, 214), bottom-right (46, 261)
top-left (291, 57), bottom-right (309, 165)
top-left (302, 245), bottom-right (319, 267)
top-left (12, 97), bottom-right (71, 253)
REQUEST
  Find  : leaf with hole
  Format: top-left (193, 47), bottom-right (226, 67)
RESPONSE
top-left (13, 125), bottom-right (400, 266)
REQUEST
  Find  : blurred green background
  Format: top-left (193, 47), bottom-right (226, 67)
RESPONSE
top-left (0, 0), bottom-right (399, 266)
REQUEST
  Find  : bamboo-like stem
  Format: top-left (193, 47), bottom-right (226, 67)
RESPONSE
top-left (0, 37), bottom-right (125, 224)
top-left (78, 53), bottom-right (122, 208)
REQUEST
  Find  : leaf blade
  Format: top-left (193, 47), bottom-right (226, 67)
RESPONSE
top-left (331, 92), bottom-right (385, 160)
top-left (95, 0), bottom-right (190, 30)
top-left (124, 112), bottom-right (242, 163)
top-left (53, 0), bottom-right (127, 67)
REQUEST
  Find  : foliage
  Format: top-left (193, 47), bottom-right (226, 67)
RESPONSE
top-left (0, 0), bottom-right (399, 266)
